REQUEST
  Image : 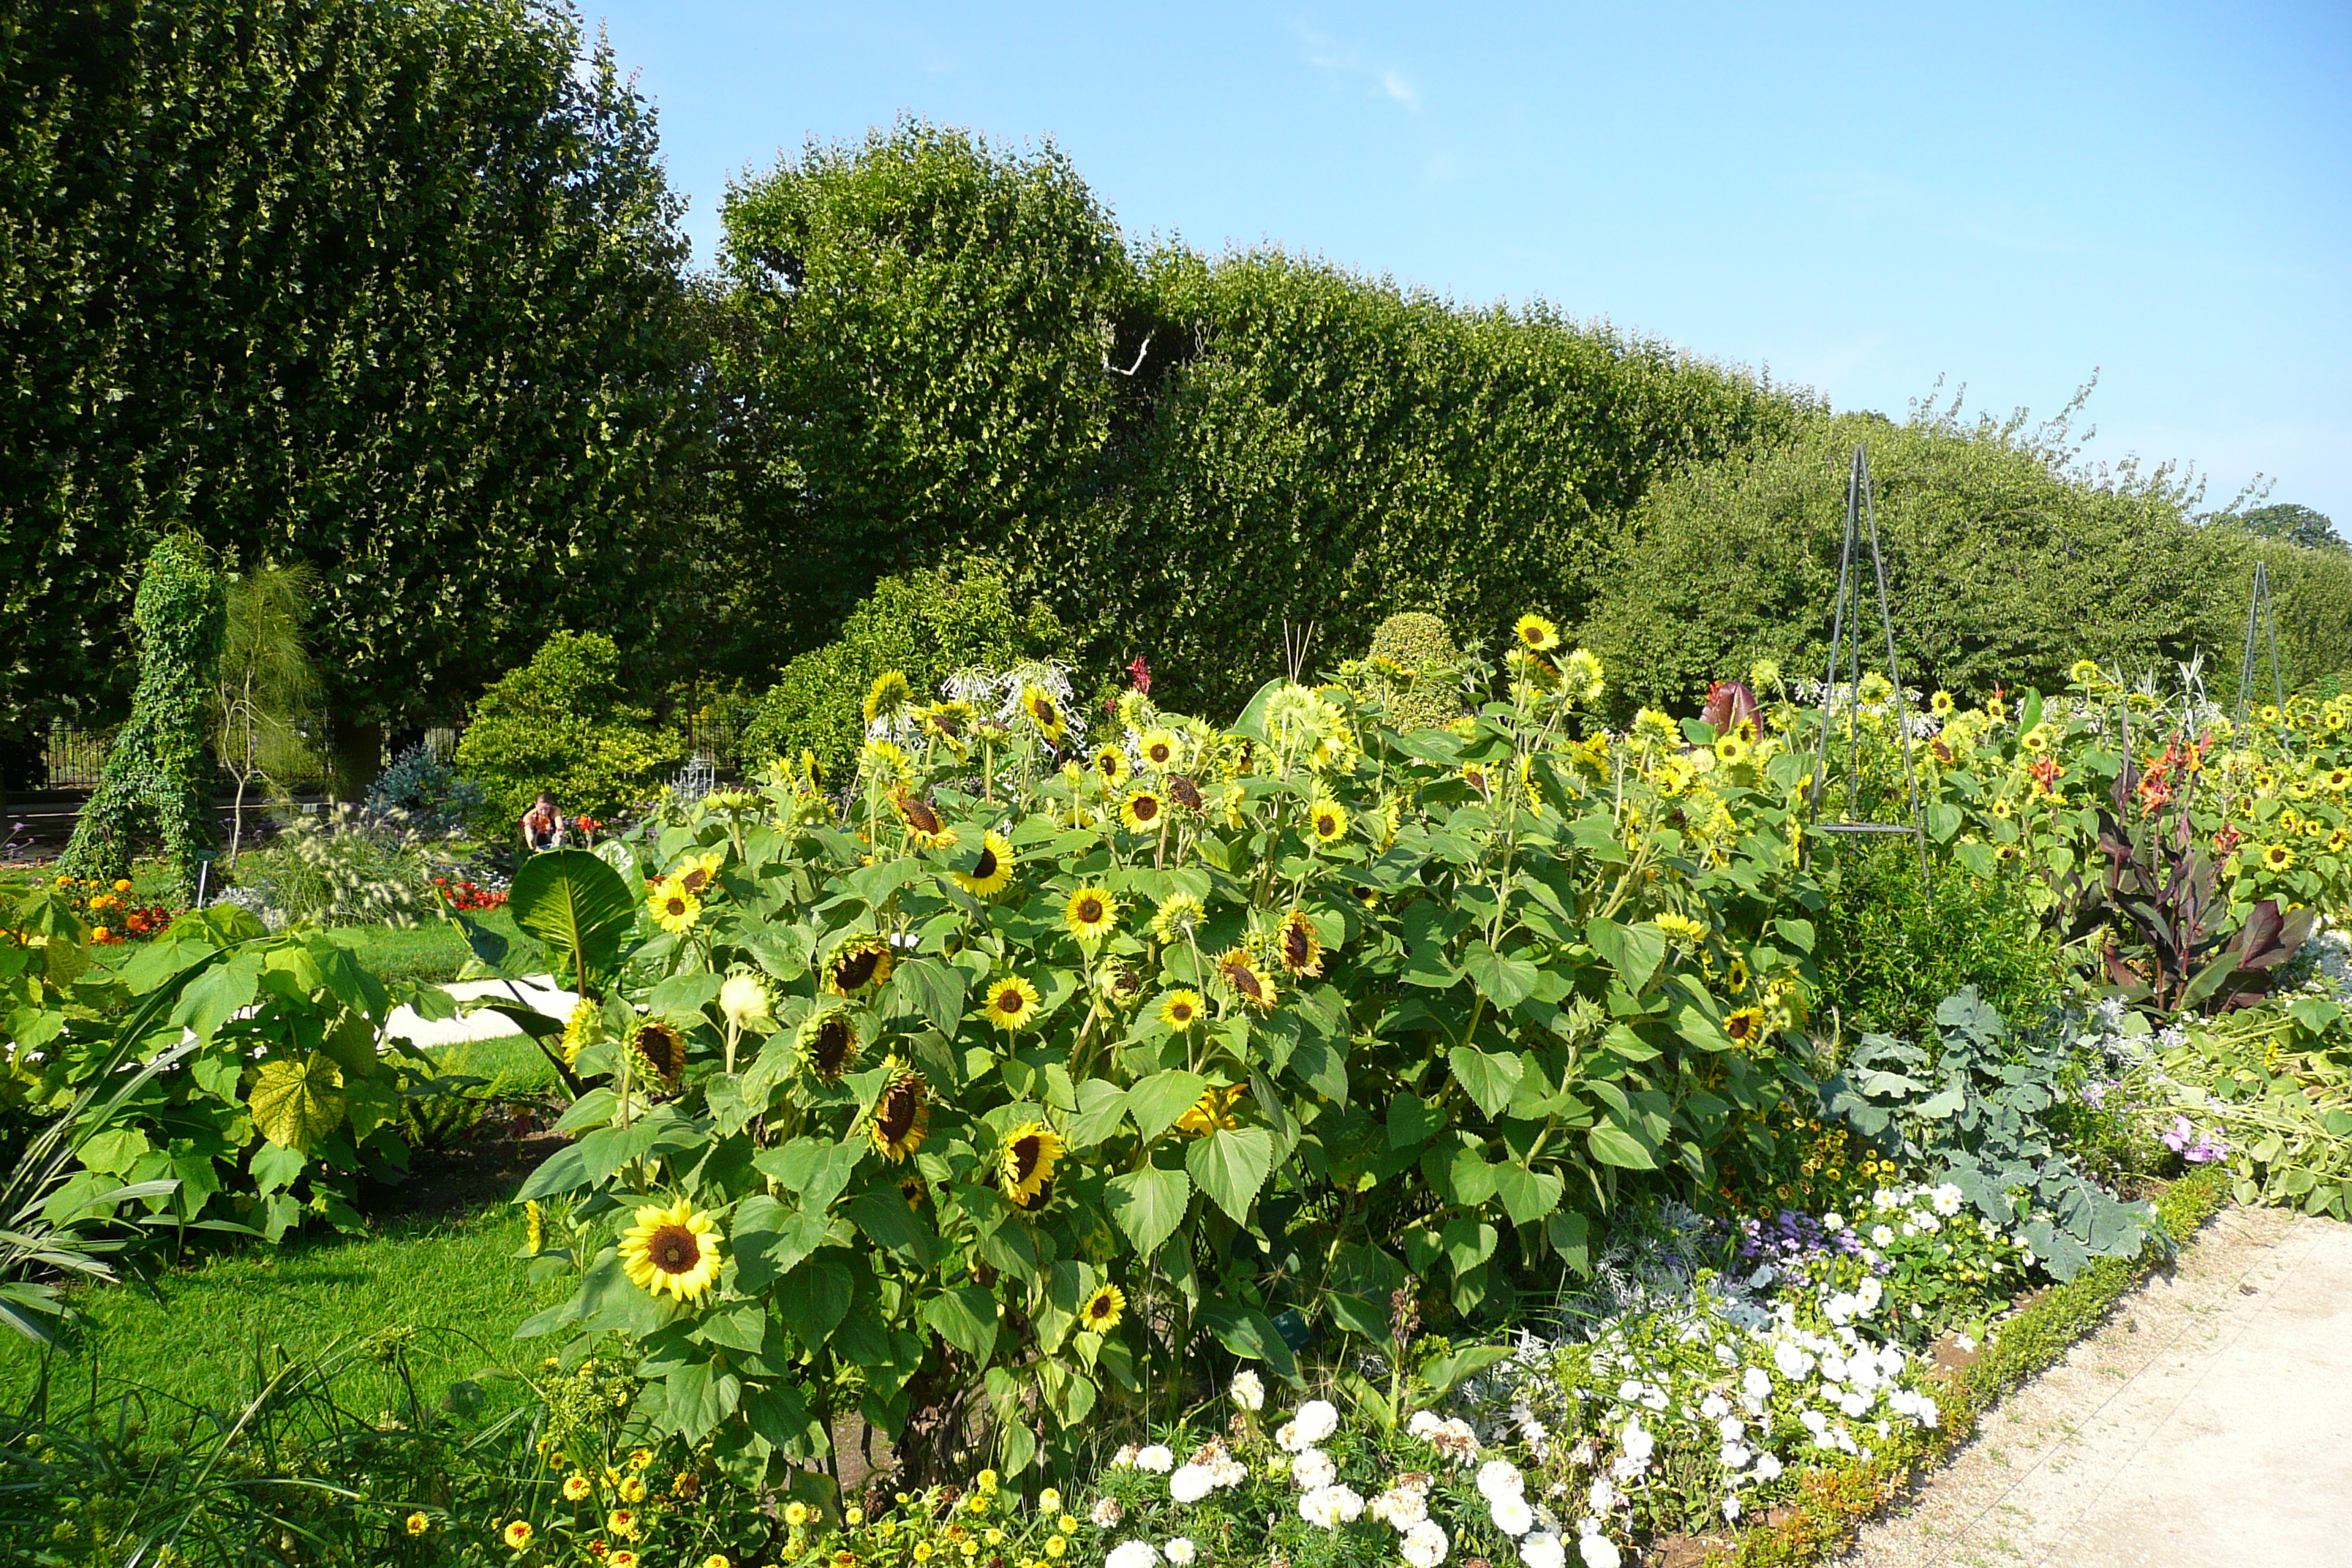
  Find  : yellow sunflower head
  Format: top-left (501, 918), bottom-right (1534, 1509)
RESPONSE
top-left (1138, 729), bottom-right (1181, 771)
top-left (829, 934), bottom-right (894, 994)
top-left (919, 700), bottom-right (974, 749)
top-left (1215, 947), bottom-right (1277, 1011)
top-left (1019, 684), bottom-right (1066, 744)
top-left (998, 1121), bottom-right (1066, 1207)
top-left (1151, 892), bottom-right (1205, 945)
top-left (797, 1007), bottom-right (861, 1080)
top-left (1079, 1283), bottom-right (1126, 1333)
top-left (2261, 843), bottom-right (2295, 872)
top-left (863, 670), bottom-right (915, 725)
top-left (1158, 987), bottom-right (1205, 1029)
top-left (1714, 733), bottom-right (1751, 766)
top-left (1167, 774), bottom-right (1205, 814)
top-left (1513, 613), bottom-right (1561, 653)
top-left (1120, 789), bottom-right (1166, 832)
top-left (618, 1199), bottom-right (723, 1303)
top-left (1092, 745), bottom-right (1129, 787)
top-left (983, 974), bottom-right (1041, 1031)
top-left (1063, 886), bottom-right (1119, 942)
top-left (647, 880), bottom-right (701, 933)
top-left (952, 830), bottom-right (1017, 897)
top-left (892, 792), bottom-right (958, 850)
top-left (868, 1062), bottom-right (932, 1162)
top-left (1273, 908), bottom-right (1325, 977)
top-left (1308, 798), bottom-right (1348, 845)
top-left (1724, 1006), bottom-right (1766, 1049)
top-left (635, 1019), bottom-right (689, 1083)
top-left (1174, 1084), bottom-right (1244, 1137)
top-left (671, 850), bottom-right (725, 898)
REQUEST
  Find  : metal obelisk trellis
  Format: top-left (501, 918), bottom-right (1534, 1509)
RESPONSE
top-left (1801, 444), bottom-right (1931, 886)
top-left (2232, 558), bottom-right (2285, 730)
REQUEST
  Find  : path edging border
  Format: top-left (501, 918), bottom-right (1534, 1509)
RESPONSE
top-left (1709, 1165), bottom-right (2234, 1567)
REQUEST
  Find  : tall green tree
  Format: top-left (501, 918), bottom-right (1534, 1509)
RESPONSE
top-left (0, 0), bottom-right (704, 785)
top-left (2236, 502), bottom-right (2346, 554)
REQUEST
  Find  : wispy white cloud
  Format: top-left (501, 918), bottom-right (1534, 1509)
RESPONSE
top-left (1292, 22), bottom-right (1422, 116)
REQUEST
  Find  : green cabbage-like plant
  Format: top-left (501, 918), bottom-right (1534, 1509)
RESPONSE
top-left (508, 636), bottom-right (1824, 1494)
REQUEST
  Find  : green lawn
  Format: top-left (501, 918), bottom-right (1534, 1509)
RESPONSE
top-left (427, 1034), bottom-right (565, 1098)
top-left (89, 908), bottom-right (543, 986)
top-left (2, 1205), bottom-right (568, 1421)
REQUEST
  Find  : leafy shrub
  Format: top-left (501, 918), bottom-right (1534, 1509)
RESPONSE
top-left (1, 888), bottom-right (461, 1244)
top-left (1824, 989), bottom-right (2156, 1279)
top-left (230, 805), bottom-right (454, 929)
top-left (56, 537), bottom-right (226, 900)
top-left (453, 630), bottom-right (685, 831)
top-left (369, 743), bottom-right (488, 835)
top-left (739, 559), bottom-right (1071, 781)
top-left (1810, 837), bottom-right (2056, 1039)
top-left (1354, 611), bottom-right (1469, 732)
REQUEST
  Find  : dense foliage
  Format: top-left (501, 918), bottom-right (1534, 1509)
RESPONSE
top-left (56, 538), bottom-right (225, 901)
top-left (1580, 406), bottom-right (2352, 715)
top-left (711, 121), bottom-right (1806, 712)
top-left (739, 561), bottom-right (1073, 781)
top-left (0, 0), bottom-right (704, 761)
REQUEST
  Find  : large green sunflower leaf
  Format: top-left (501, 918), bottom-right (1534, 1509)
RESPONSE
top-left (1184, 1126), bottom-right (1274, 1223)
top-left (1105, 1166), bottom-right (1191, 1256)
top-left (247, 1052), bottom-right (344, 1154)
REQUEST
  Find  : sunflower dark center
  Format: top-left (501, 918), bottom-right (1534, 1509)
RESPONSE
top-left (973, 847), bottom-right (998, 878)
top-left (1077, 897), bottom-right (1103, 922)
top-left (815, 1017), bottom-right (853, 1073)
top-left (650, 1226), bottom-right (699, 1273)
top-left (680, 869), bottom-right (710, 894)
top-left (1011, 1138), bottom-right (1043, 1180)
top-left (1133, 796), bottom-right (1158, 821)
top-left (835, 948), bottom-right (880, 988)
top-left (1283, 927), bottom-right (1311, 967)
top-left (995, 988), bottom-right (1021, 1012)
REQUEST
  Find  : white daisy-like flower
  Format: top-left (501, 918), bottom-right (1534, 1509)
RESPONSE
top-left (1519, 1534), bottom-right (1567, 1568)
top-left (1872, 1224), bottom-right (1896, 1246)
top-left (1168, 1465), bottom-right (1213, 1504)
top-left (1752, 1452), bottom-right (1784, 1482)
top-left (1163, 1539), bottom-right (1196, 1567)
top-left (1290, 1447), bottom-right (1336, 1490)
top-left (1229, 1370), bottom-right (1265, 1411)
top-left (1104, 1542), bottom-right (1159, 1568)
top-left (1135, 1444), bottom-right (1175, 1474)
top-left (1477, 1459), bottom-right (1526, 1503)
top-left (1578, 1533), bottom-right (1622, 1568)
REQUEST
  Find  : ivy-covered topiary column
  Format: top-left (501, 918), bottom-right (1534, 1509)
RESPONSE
top-left (58, 537), bottom-right (227, 901)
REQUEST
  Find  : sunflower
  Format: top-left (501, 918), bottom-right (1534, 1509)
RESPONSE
top-left (1714, 733), bottom-right (1751, 766)
top-left (2328, 828), bottom-right (2348, 852)
top-left (983, 974), bottom-right (1041, 1031)
top-left (2326, 768), bottom-right (2349, 794)
top-left (1121, 789), bottom-right (1166, 832)
top-left (1020, 683), bottom-right (1067, 745)
top-left (954, 830), bottom-right (1017, 897)
top-left (998, 1122), bottom-right (1066, 1206)
top-left (864, 670), bottom-right (916, 725)
top-left (1063, 886), bottom-right (1119, 942)
top-left (1460, 764), bottom-right (1490, 796)
top-left (1513, 613), bottom-right (1561, 653)
top-left (1169, 774), bottom-right (1205, 813)
top-left (919, 701), bottom-right (975, 753)
top-left (1079, 1284), bottom-right (1126, 1333)
top-left (1092, 745), bottom-right (1129, 787)
top-left (1159, 988), bottom-right (1205, 1029)
top-left (635, 1020), bottom-right (688, 1082)
top-left (1724, 1006), bottom-right (1765, 1047)
top-left (1990, 798), bottom-right (2014, 821)
top-left (1215, 947), bottom-right (1278, 1011)
top-left (1174, 1084), bottom-right (1244, 1136)
top-left (671, 851), bottom-right (724, 898)
top-left (892, 792), bottom-right (958, 849)
top-left (647, 880), bottom-right (701, 932)
top-left (798, 1008), bottom-right (861, 1079)
top-left (2020, 727), bottom-right (2048, 755)
top-left (1151, 892), bottom-right (1205, 944)
top-left (559, 996), bottom-right (599, 1066)
top-left (807, 938), bottom-right (888, 1005)
top-left (1929, 690), bottom-right (1955, 717)
top-left (861, 737), bottom-right (915, 788)
top-left (868, 1063), bottom-right (932, 1162)
top-left (619, 1199), bottom-right (724, 1303)
top-left (1308, 798), bottom-right (1348, 845)
top-left (2261, 843), bottom-right (2296, 872)
top-left (524, 1200), bottom-right (546, 1254)
top-left (1137, 728), bottom-right (1181, 771)
top-left (1273, 909), bottom-right (1325, 977)
top-left (1725, 954), bottom-right (1751, 993)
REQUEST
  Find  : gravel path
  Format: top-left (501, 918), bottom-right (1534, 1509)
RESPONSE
top-left (1835, 1202), bottom-right (2352, 1568)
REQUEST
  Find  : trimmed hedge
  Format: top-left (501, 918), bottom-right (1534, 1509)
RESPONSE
top-left (1713, 1164), bottom-right (2233, 1567)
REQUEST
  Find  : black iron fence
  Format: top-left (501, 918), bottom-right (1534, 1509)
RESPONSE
top-left (42, 723), bottom-right (110, 789)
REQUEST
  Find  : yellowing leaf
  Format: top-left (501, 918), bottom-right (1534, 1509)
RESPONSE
top-left (247, 1052), bottom-right (344, 1154)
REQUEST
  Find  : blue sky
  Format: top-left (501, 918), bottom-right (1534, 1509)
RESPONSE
top-left (584, 1), bottom-right (2352, 529)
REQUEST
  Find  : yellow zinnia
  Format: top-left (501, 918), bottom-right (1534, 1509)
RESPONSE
top-left (983, 974), bottom-right (1041, 1031)
top-left (1063, 886), bottom-right (1119, 942)
top-left (999, 1122), bottom-right (1066, 1207)
top-left (618, 1199), bottom-right (724, 1303)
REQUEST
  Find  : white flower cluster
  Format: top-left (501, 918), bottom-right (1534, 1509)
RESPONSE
top-left (1275, 1397), bottom-right (1339, 1452)
top-left (1406, 1406), bottom-right (1482, 1461)
top-left (1166, 1438), bottom-right (1248, 1504)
